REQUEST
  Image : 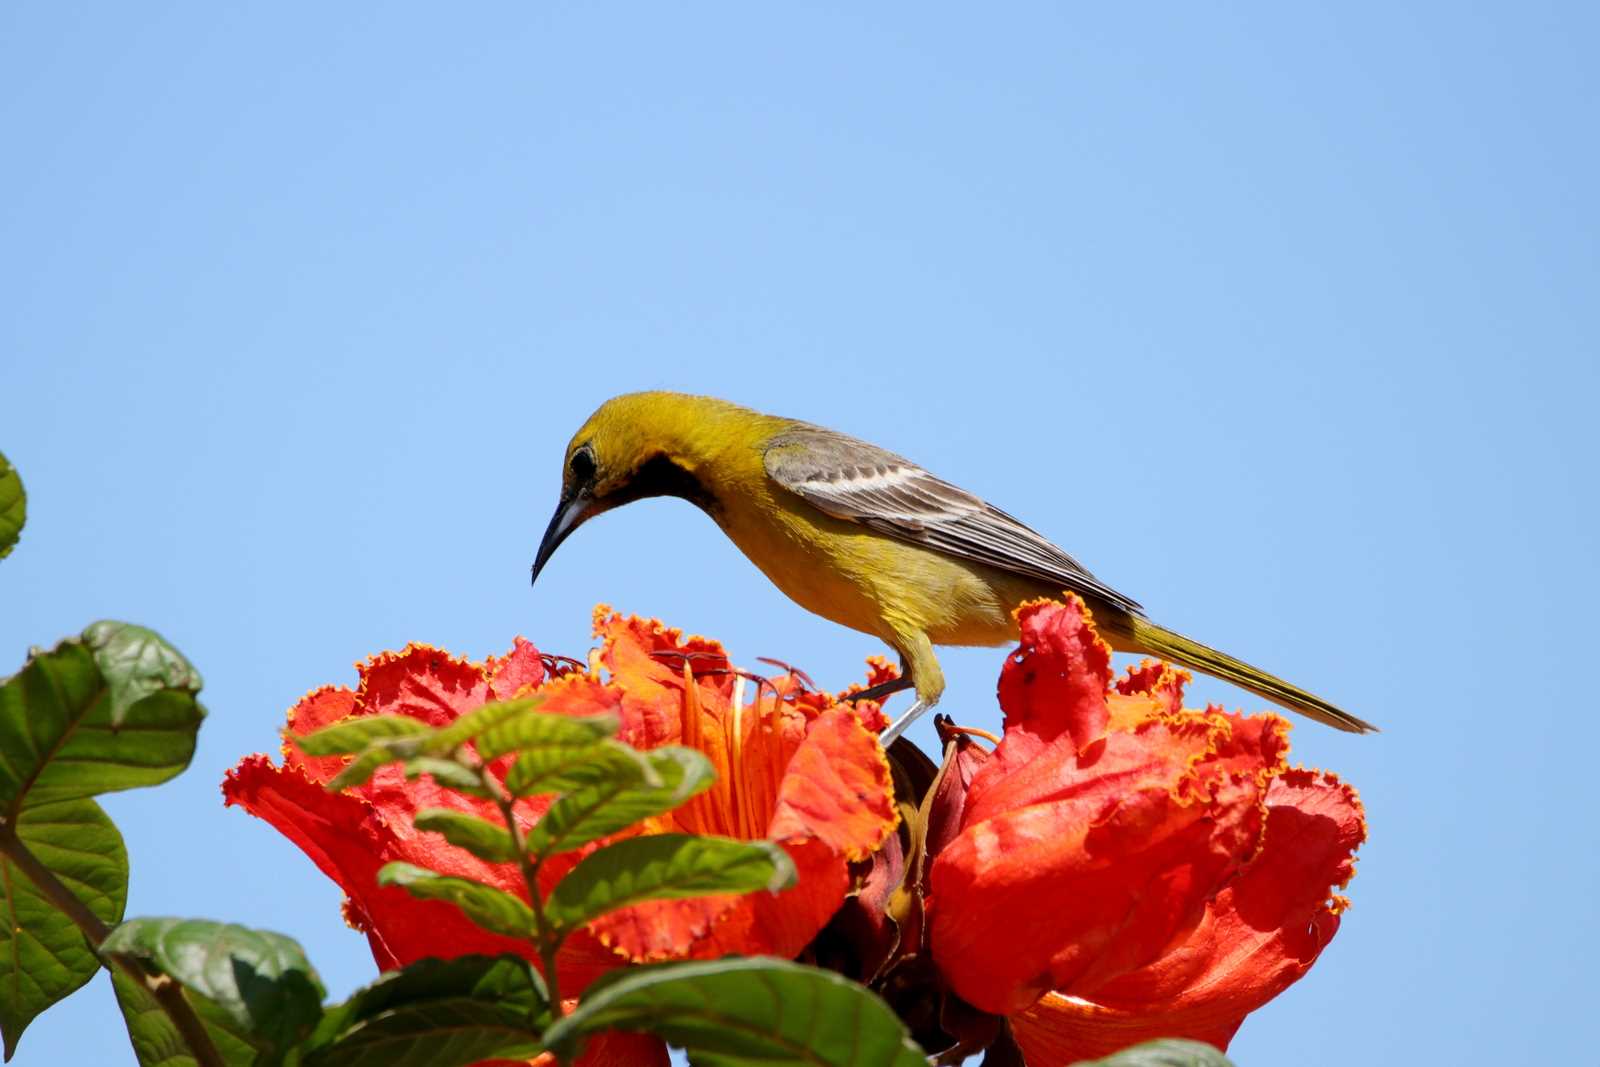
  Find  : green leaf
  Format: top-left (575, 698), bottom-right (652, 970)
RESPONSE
top-left (540, 957), bottom-right (926, 1067)
top-left (427, 697), bottom-right (546, 755)
top-left (324, 737), bottom-right (429, 791)
top-left (1071, 1039), bottom-right (1236, 1066)
top-left (0, 626), bottom-right (204, 815)
top-left (377, 863), bottom-right (535, 939)
top-left (101, 918), bottom-right (325, 1057)
top-left (412, 809), bottom-right (517, 864)
top-left (111, 968), bottom-right (260, 1067)
top-left (546, 834), bottom-right (795, 934)
top-left (304, 955), bottom-right (546, 1067)
top-left (504, 737), bottom-right (650, 798)
top-left (526, 746), bottom-right (714, 858)
top-left (473, 706), bottom-right (617, 760)
top-left (0, 451), bottom-right (23, 561)
top-left (0, 624), bottom-right (202, 1059)
top-left (401, 758), bottom-right (491, 797)
top-left (0, 799), bottom-right (128, 1059)
top-left (296, 716), bottom-right (435, 756)
top-left (83, 622), bottom-right (204, 728)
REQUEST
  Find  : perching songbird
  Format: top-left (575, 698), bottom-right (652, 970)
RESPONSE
top-left (531, 392), bottom-right (1376, 742)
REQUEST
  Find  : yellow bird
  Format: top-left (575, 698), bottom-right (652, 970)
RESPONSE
top-left (531, 392), bottom-right (1376, 741)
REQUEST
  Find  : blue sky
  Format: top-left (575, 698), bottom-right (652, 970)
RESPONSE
top-left (3, 3), bottom-right (1595, 1064)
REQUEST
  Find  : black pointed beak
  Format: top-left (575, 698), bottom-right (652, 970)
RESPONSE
top-left (530, 491), bottom-right (594, 587)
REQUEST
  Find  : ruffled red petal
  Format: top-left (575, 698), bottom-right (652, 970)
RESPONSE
top-left (1009, 769), bottom-right (1364, 1059)
top-left (283, 685), bottom-right (358, 783)
top-left (357, 643), bottom-right (493, 727)
top-left (929, 717), bottom-right (1269, 1013)
top-left (486, 637), bottom-right (547, 700)
top-left (928, 599), bottom-right (1294, 1016)
top-left (222, 754), bottom-right (614, 994)
top-left (995, 597), bottom-right (1112, 755)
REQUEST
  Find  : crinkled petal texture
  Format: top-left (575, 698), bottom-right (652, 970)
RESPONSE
top-left (581, 609), bottom-right (897, 962)
top-left (224, 642), bottom-right (626, 989)
top-left (1011, 769), bottom-right (1365, 1061)
top-left (223, 613), bottom-right (895, 1064)
top-left (928, 596), bottom-right (1362, 1031)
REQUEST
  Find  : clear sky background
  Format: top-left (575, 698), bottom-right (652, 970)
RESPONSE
top-left (3, 4), bottom-right (1595, 1065)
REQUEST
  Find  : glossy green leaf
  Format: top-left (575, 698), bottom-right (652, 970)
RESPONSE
top-left (83, 622), bottom-right (204, 728)
top-left (0, 451), bottom-right (23, 561)
top-left (101, 918), bottom-right (325, 1056)
top-left (541, 956), bottom-right (926, 1067)
top-left (0, 624), bottom-right (202, 1060)
top-left (296, 716), bottom-right (435, 756)
top-left (412, 809), bottom-right (517, 864)
top-left (546, 834), bottom-right (795, 934)
top-left (473, 706), bottom-right (616, 760)
top-left (0, 626), bottom-right (204, 814)
top-left (111, 968), bottom-right (260, 1067)
top-left (0, 799), bottom-right (127, 1060)
top-left (504, 737), bottom-right (650, 798)
top-left (377, 863), bottom-right (535, 939)
top-left (1071, 1039), bottom-right (1235, 1067)
top-left (304, 955), bottom-right (546, 1067)
top-left (526, 746), bottom-right (713, 858)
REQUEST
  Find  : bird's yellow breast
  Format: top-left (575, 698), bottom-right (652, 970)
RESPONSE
top-left (697, 445), bottom-right (1029, 650)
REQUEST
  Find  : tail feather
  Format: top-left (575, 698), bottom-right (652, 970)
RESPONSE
top-left (1126, 617), bottom-right (1378, 734)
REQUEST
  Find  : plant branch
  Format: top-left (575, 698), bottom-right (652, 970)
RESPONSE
top-left (472, 762), bottom-right (567, 1021)
top-left (0, 820), bottom-right (227, 1067)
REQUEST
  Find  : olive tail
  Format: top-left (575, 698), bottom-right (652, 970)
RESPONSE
top-left (1125, 616), bottom-right (1378, 734)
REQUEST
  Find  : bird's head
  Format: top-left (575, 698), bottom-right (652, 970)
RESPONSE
top-left (530, 392), bottom-right (737, 587)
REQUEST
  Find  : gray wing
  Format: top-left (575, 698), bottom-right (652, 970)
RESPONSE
top-left (763, 426), bottom-right (1144, 616)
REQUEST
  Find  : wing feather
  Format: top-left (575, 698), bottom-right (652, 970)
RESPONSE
top-left (763, 426), bottom-right (1144, 615)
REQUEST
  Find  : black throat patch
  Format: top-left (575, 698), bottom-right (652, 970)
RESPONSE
top-left (611, 453), bottom-right (719, 515)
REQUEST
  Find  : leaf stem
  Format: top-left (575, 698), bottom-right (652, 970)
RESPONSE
top-left (0, 820), bottom-right (226, 1067)
top-left (472, 762), bottom-right (569, 1027)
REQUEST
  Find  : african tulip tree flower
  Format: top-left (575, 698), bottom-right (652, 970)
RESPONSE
top-left (576, 609), bottom-right (898, 962)
top-left (222, 609), bottom-right (897, 1063)
top-left (922, 596), bottom-right (1365, 1059)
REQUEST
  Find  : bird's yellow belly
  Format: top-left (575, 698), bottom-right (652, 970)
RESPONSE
top-left (713, 493), bottom-right (1026, 650)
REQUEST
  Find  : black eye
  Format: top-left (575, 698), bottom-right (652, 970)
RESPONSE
top-left (569, 446), bottom-right (596, 483)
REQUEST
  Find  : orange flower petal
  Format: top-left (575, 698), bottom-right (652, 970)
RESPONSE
top-left (768, 704), bottom-right (896, 861)
top-left (929, 719), bottom-right (1267, 1014)
top-left (589, 695), bottom-right (895, 963)
top-left (224, 753), bottom-right (616, 994)
top-left (486, 637), bottom-right (547, 700)
top-left (995, 597), bottom-right (1113, 756)
top-left (356, 643), bottom-right (493, 726)
top-left (283, 685), bottom-right (358, 783)
top-left (928, 599), bottom-right (1294, 1017)
top-left (1009, 769), bottom-right (1365, 1059)
top-left (594, 607), bottom-right (728, 749)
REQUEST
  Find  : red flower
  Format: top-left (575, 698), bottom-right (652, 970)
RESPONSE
top-left (223, 610), bottom-right (897, 1065)
top-left (564, 608), bottom-right (898, 963)
top-left (924, 596), bottom-right (1364, 1060)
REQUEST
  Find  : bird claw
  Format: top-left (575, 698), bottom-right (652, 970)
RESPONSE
top-left (646, 650), bottom-right (793, 705)
top-left (754, 657), bottom-right (818, 692)
top-left (538, 653), bottom-right (587, 678)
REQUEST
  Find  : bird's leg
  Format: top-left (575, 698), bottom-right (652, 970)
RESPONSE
top-left (879, 698), bottom-right (935, 746)
top-left (877, 628), bottom-right (944, 745)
